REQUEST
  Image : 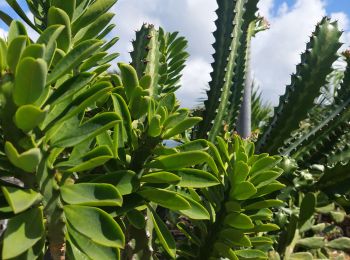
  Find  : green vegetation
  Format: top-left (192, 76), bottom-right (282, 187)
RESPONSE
top-left (0, 0), bottom-right (348, 259)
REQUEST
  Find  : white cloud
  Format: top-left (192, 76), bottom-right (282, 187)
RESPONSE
top-left (0, 28), bottom-right (7, 38)
top-left (251, 0), bottom-right (327, 104)
top-left (178, 58), bottom-right (211, 108)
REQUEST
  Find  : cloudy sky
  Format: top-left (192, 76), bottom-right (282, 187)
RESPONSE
top-left (1, 0), bottom-right (350, 108)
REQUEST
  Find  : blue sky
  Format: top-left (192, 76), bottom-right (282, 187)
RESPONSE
top-left (0, 0), bottom-right (349, 107)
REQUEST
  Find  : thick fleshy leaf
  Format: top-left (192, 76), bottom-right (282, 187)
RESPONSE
top-left (75, 13), bottom-right (114, 44)
top-left (141, 171), bottom-right (181, 184)
top-left (289, 252), bottom-right (313, 260)
top-left (15, 105), bottom-right (47, 132)
top-left (57, 146), bottom-right (113, 172)
top-left (68, 224), bottom-right (120, 260)
top-left (90, 170), bottom-right (138, 195)
top-left (232, 161), bottom-right (250, 184)
top-left (175, 168), bottom-right (220, 188)
top-left (64, 205), bottom-right (124, 248)
top-left (298, 193), bottom-right (316, 229)
top-left (20, 44), bottom-right (45, 60)
top-left (13, 57), bottom-right (47, 106)
top-left (296, 237), bottom-right (325, 249)
top-left (149, 206), bottom-right (176, 259)
top-left (48, 7), bottom-right (71, 52)
top-left (126, 210), bottom-right (146, 229)
top-left (1, 186), bottom-right (42, 214)
top-left (163, 117), bottom-right (202, 138)
top-left (244, 200), bottom-right (284, 211)
top-left (327, 237), bottom-right (350, 250)
top-left (250, 156), bottom-right (281, 176)
top-left (138, 188), bottom-right (190, 210)
top-left (50, 113), bottom-right (121, 147)
top-left (47, 39), bottom-right (103, 85)
top-left (220, 229), bottom-right (251, 247)
top-left (148, 151), bottom-right (211, 170)
top-left (118, 63), bottom-right (139, 99)
top-left (5, 142), bottom-right (41, 173)
top-left (2, 207), bottom-right (44, 259)
top-left (61, 183), bottom-right (122, 206)
top-left (178, 195), bottom-right (210, 220)
top-left (229, 181), bottom-right (257, 200)
top-left (72, 0), bottom-right (117, 34)
top-left (224, 212), bottom-right (254, 230)
top-left (7, 36), bottom-right (27, 72)
top-left (37, 25), bottom-right (65, 66)
top-left (235, 249), bottom-right (267, 260)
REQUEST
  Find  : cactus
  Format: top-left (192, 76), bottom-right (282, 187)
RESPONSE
top-left (130, 24), bottom-right (188, 97)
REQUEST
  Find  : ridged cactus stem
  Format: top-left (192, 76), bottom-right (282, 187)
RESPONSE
top-left (198, 0), bottom-right (259, 141)
top-left (236, 21), bottom-right (255, 138)
top-left (257, 18), bottom-right (342, 154)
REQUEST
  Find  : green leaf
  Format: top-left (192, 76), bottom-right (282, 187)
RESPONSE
top-left (175, 168), bottom-right (220, 188)
top-left (229, 181), bottom-right (257, 200)
top-left (46, 72), bottom-right (95, 106)
top-left (126, 210), bottom-right (146, 229)
top-left (298, 193), bottom-right (316, 229)
top-left (253, 181), bottom-right (285, 198)
top-left (7, 20), bottom-right (27, 44)
top-left (0, 38), bottom-right (7, 69)
top-left (163, 117), bottom-right (202, 138)
top-left (47, 39), bottom-right (103, 85)
top-left (64, 205), bottom-right (124, 248)
top-left (67, 224), bottom-right (120, 260)
top-left (1, 186), bottom-right (42, 214)
top-left (249, 237), bottom-right (273, 246)
top-left (50, 112), bottom-right (121, 147)
top-left (2, 207), bottom-right (44, 259)
top-left (52, 0), bottom-right (76, 19)
top-left (250, 156), bottom-right (281, 176)
top-left (224, 212), bottom-right (254, 230)
top-left (214, 242), bottom-right (238, 259)
top-left (15, 105), bottom-right (47, 132)
top-left (5, 142), bottom-right (41, 173)
top-left (232, 161), bottom-right (250, 184)
top-left (118, 62), bottom-right (139, 99)
top-left (148, 151), bottom-right (211, 170)
top-left (75, 13), bottom-right (115, 44)
top-left (250, 170), bottom-right (282, 188)
top-left (90, 170), bottom-right (138, 195)
top-left (296, 237), bottom-right (325, 249)
top-left (220, 228), bottom-right (251, 247)
top-left (149, 206), bottom-right (176, 259)
top-left (178, 195), bottom-right (210, 220)
top-left (7, 35), bottom-right (27, 72)
top-left (141, 171), bottom-right (181, 184)
top-left (20, 44), bottom-right (45, 60)
top-left (37, 25), bottom-right (65, 66)
top-left (327, 237), bottom-right (350, 250)
top-left (253, 223), bottom-right (280, 232)
top-left (57, 146), bottom-right (113, 172)
top-left (72, 0), bottom-right (117, 33)
top-left (289, 252), bottom-right (313, 260)
top-left (235, 249), bottom-right (267, 259)
top-left (13, 57), bottom-right (47, 106)
top-left (48, 7), bottom-right (71, 52)
top-left (244, 199), bottom-right (284, 211)
top-left (138, 188), bottom-right (190, 210)
top-left (61, 183), bottom-right (122, 207)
